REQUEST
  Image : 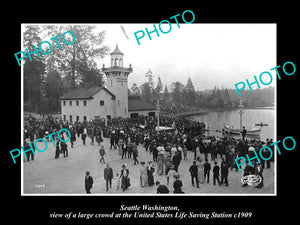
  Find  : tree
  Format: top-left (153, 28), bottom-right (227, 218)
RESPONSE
top-left (153, 76), bottom-right (163, 99)
top-left (223, 88), bottom-right (231, 107)
top-left (163, 85), bottom-right (169, 101)
top-left (23, 25), bottom-right (46, 111)
top-left (145, 68), bottom-right (154, 90)
top-left (44, 70), bottom-right (64, 112)
top-left (42, 25), bottom-right (109, 88)
top-left (140, 82), bottom-right (151, 101)
top-left (171, 81), bottom-right (184, 103)
top-left (185, 77), bottom-right (196, 105)
top-left (155, 76), bottom-right (163, 94)
top-left (130, 83), bottom-right (141, 96)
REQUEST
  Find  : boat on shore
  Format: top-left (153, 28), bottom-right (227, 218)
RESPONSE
top-left (224, 125), bottom-right (261, 136)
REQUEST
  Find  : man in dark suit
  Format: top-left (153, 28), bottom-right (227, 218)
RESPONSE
top-left (189, 161), bottom-right (199, 188)
top-left (173, 151), bottom-right (181, 172)
top-left (104, 163), bottom-right (113, 192)
top-left (156, 181), bottom-right (169, 194)
top-left (241, 126), bottom-right (247, 140)
top-left (220, 162), bottom-right (229, 186)
top-left (85, 171), bottom-right (93, 194)
top-left (121, 142), bottom-right (127, 159)
top-left (204, 159), bottom-right (211, 183)
top-left (213, 161), bottom-right (220, 185)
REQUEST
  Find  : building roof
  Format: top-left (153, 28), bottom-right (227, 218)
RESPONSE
top-left (60, 86), bottom-right (115, 100)
top-left (110, 44), bottom-right (124, 55)
top-left (128, 100), bottom-right (158, 111)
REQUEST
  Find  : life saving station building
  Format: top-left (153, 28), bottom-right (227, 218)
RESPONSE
top-left (60, 45), bottom-right (158, 123)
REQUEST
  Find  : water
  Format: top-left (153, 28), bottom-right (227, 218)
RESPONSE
top-left (188, 109), bottom-right (275, 141)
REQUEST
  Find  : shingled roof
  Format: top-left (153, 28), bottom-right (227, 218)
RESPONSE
top-left (128, 100), bottom-right (158, 111)
top-left (110, 44), bottom-right (124, 55)
top-left (60, 86), bottom-right (115, 100)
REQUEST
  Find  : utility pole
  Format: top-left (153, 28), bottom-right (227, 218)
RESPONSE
top-left (239, 99), bottom-right (244, 138)
top-left (156, 99), bottom-right (160, 133)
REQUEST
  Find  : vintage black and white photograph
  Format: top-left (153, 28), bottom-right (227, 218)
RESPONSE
top-left (21, 23), bottom-right (276, 195)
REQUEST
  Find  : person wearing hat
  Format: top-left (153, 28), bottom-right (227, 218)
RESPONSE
top-left (104, 163), bottom-right (113, 192)
top-left (147, 161), bottom-right (155, 186)
top-left (120, 164), bottom-right (130, 191)
top-left (99, 145), bottom-right (106, 163)
top-left (157, 150), bottom-right (165, 175)
top-left (132, 143), bottom-right (139, 165)
top-left (189, 161), bottom-right (199, 188)
top-left (166, 165), bottom-right (178, 188)
top-left (173, 174), bottom-right (184, 194)
top-left (84, 171), bottom-right (93, 194)
top-left (139, 162), bottom-right (148, 187)
top-left (156, 181), bottom-right (169, 194)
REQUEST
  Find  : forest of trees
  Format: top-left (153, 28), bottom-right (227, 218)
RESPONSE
top-left (23, 25), bottom-right (109, 113)
top-left (24, 25), bottom-right (275, 114)
top-left (129, 69), bottom-right (275, 109)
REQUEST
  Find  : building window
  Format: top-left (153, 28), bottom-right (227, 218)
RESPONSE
top-left (69, 115), bottom-right (72, 122)
top-left (63, 101), bottom-right (66, 106)
top-left (76, 116), bottom-right (79, 121)
top-left (83, 116), bottom-right (87, 121)
top-left (63, 115), bottom-right (66, 121)
top-left (83, 100), bottom-right (87, 106)
top-left (100, 100), bottom-right (104, 106)
top-left (76, 100), bottom-right (79, 106)
top-left (69, 101), bottom-right (72, 106)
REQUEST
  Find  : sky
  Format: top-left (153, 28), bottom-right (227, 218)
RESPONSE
top-left (97, 23), bottom-right (276, 91)
top-left (22, 23), bottom-right (276, 91)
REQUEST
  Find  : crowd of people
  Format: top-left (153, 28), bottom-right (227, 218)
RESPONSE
top-left (24, 113), bottom-right (273, 194)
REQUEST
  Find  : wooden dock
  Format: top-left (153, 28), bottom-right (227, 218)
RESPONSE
top-left (173, 110), bottom-right (207, 117)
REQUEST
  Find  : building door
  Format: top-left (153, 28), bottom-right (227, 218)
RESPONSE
top-left (148, 112), bottom-right (155, 117)
top-left (130, 113), bottom-right (139, 118)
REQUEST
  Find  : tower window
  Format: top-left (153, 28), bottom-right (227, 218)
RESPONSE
top-left (100, 100), bottom-right (104, 106)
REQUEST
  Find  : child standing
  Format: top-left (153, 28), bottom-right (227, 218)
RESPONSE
top-left (99, 146), bottom-right (106, 163)
top-left (114, 173), bottom-right (121, 190)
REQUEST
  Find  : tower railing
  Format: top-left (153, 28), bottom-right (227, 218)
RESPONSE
top-left (102, 66), bottom-right (133, 72)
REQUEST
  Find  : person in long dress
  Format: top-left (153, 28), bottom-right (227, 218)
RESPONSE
top-left (139, 162), bottom-right (148, 187)
top-left (120, 164), bottom-right (130, 191)
top-left (195, 146), bottom-right (201, 160)
top-left (147, 162), bottom-right (155, 186)
top-left (166, 165), bottom-right (178, 187)
top-left (54, 141), bottom-right (60, 159)
top-left (197, 158), bottom-right (205, 184)
top-left (157, 150), bottom-right (165, 175)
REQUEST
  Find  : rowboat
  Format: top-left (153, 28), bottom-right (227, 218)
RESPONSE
top-left (224, 125), bottom-right (261, 136)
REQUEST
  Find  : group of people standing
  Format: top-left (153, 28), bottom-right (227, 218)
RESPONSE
top-left (24, 113), bottom-right (271, 194)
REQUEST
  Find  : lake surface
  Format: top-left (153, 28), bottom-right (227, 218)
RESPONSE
top-left (188, 109), bottom-right (275, 141)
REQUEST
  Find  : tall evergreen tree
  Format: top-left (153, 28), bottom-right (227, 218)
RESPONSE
top-left (185, 77), bottom-right (196, 105)
top-left (163, 85), bottom-right (169, 101)
top-left (42, 25), bottom-right (109, 88)
top-left (23, 25), bottom-right (46, 111)
top-left (140, 82), bottom-right (151, 101)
